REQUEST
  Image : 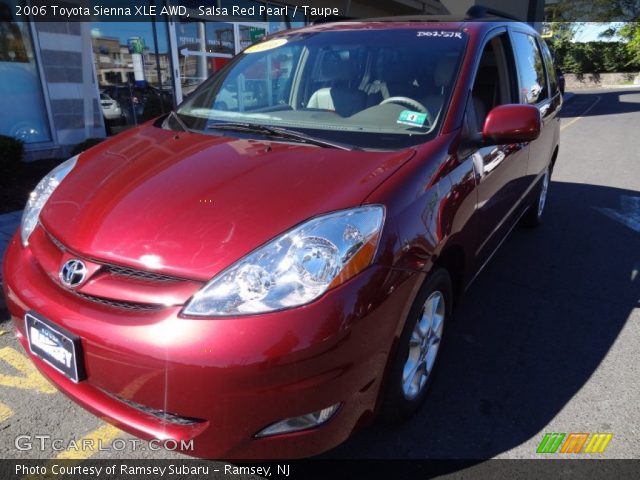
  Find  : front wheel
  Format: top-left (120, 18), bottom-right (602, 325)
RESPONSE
top-left (381, 268), bottom-right (453, 423)
top-left (522, 166), bottom-right (550, 228)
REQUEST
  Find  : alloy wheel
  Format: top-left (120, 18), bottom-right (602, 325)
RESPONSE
top-left (538, 169), bottom-right (550, 218)
top-left (402, 291), bottom-right (445, 400)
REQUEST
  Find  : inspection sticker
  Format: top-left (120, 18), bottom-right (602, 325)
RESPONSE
top-left (397, 110), bottom-right (427, 127)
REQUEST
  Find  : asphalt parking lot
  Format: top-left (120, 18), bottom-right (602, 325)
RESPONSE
top-left (0, 88), bottom-right (638, 461)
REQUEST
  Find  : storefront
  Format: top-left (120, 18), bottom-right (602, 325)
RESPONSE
top-left (90, 3), bottom-right (306, 136)
top-left (0, 0), bottom-right (311, 158)
top-left (0, 1), bottom-right (53, 146)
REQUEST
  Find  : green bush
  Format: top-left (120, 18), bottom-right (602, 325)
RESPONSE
top-left (0, 134), bottom-right (24, 177)
top-left (71, 137), bottom-right (105, 156)
top-left (551, 41), bottom-right (640, 75)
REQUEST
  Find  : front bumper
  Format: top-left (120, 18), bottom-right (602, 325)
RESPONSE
top-left (2, 233), bottom-right (422, 458)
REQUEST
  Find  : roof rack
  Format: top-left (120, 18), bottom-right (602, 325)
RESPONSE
top-left (465, 5), bottom-right (520, 21)
top-left (311, 15), bottom-right (355, 25)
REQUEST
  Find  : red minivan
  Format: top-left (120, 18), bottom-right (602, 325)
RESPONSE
top-left (3, 16), bottom-right (560, 459)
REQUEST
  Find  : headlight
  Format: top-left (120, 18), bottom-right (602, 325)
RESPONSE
top-left (21, 155), bottom-right (78, 246)
top-left (182, 205), bottom-right (385, 317)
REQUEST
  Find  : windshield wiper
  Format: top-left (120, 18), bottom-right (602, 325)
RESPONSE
top-left (165, 111), bottom-right (190, 133)
top-left (206, 122), bottom-right (358, 151)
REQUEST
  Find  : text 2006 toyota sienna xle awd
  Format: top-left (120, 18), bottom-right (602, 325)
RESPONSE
top-left (3, 16), bottom-right (560, 458)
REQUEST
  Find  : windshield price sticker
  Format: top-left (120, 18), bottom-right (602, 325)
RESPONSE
top-left (397, 110), bottom-right (428, 127)
top-left (418, 31), bottom-right (463, 39)
top-left (244, 38), bottom-right (288, 54)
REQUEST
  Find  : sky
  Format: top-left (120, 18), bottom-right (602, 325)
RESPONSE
top-left (572, 22), bottom-right (622, 42)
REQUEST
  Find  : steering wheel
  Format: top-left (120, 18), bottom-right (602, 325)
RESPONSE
top-left (379, 96), bottom-right (433, 125)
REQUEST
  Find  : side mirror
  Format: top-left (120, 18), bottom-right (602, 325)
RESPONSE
top-left (482, 104), bottom-right (541, 144)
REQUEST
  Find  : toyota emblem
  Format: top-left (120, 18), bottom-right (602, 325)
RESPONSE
top-left (59, 259), bottom-right (88, 288)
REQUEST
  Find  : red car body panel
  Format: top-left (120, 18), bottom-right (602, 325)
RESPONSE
top-left (2, 20), bottom-right (560, 458)
top-left (40, 126), bottom-right (414, 281)
top-left (3, 232), bottom-right (424, 458)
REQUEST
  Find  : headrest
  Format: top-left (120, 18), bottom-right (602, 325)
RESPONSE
top-left (316, 52), bottom-right (359, 82)
top-left (385, 70), bottom-right (414, 84)
top-left (434, 57), bottom-right (458, 87)
top-left (381, 61), bottom-right (416, 83)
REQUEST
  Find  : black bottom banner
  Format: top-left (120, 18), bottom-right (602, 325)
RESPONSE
top-left (1, 459), bottom-right (639, 480)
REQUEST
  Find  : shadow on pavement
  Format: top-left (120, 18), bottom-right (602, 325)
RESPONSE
top-left (559, 88), bottom-right (640, 118)
top-left (325, 180), bottom-right (639, 459)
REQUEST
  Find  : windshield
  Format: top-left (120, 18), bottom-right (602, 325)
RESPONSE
top-left (174, 28), bottom-right (467, 150)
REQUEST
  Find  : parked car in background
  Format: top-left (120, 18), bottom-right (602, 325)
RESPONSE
top-left (99, 85), bottom-right (173, 127)
top-left (99, 92), bottom-right (123, 122)
top-left (3, 11), bottom-right (561, 459)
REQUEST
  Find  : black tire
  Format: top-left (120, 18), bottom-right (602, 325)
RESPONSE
top-left (381, 268), bottom-right (453, 423)
top-left (521, 166), bottom-right (551, 228)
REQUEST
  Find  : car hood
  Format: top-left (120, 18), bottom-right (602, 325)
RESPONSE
top-left (40, 125), bottom-right (414, 281)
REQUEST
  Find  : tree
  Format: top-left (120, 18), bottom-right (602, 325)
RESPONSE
top-left (544, 22), bottom-right (580, 68)
top-left (550, 1), bottom-right (640, 70)
top-left (553, 0), bottom-right (640, 22)
top-left (553, 41), bottom-right (638, 74)
top-left (618, 22), bottom-right (640, 64)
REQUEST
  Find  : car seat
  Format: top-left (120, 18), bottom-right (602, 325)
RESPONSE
top-left (363, 56), bottom-right (425, 108)
top-left (307, 53), bottom-right (366, 117)
top-left (469, 65), bottom-right (500, 132)
top-left (424, 56), bottom-right (459, 120)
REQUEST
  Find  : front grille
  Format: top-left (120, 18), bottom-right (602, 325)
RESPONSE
top-left (106, 265), bottom-right (182, 283)
top-left (105, 391), bottom-right (204, 426)
top-left (46, 231), bottom-right (67, 252)
top-left (72, 292), bottom-right (163, 311)
top-left (43, 230), bottom-right (190, 311)
top-left (45, 230), bottom-right (185, 284)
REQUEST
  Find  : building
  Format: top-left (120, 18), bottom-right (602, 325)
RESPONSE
top-left (0, 0), bottom-right (549, 160)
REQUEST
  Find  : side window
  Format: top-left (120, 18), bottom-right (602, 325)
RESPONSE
top-left (511, 32), bottom-right (548, 104)
top-left (539, 39), bottom-right (559, 96)
top-left (469, 34), bottom-right (517, 132)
